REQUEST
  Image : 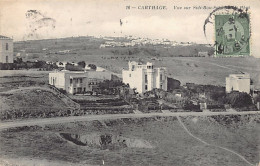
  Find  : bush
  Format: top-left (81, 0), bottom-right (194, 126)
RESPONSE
top-left (88, 64), bottom-right (97, 70)
top-left (59, 88), bottom-right (67, 94)
top-left (0, 63), bottom-right (15, 70)
top-left (65, 64), bottom-right (84, 71)
top-left (226, 91), bottom-right (253, 108)
top-left (183, 101), bottom-right (200, 111)
top-left (78, 61), bottom-right (86, 68)
top-left (167, 77), bottom-right (181, 91)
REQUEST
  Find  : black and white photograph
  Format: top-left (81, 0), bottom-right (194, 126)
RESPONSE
top-left (0, 0), bottom-right (259, 165)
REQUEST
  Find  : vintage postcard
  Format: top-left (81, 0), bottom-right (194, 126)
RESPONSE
top-left (0, 0), bottom-right (259, 166)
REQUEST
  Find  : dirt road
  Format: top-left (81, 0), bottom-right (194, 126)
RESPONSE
top-left (0, 111), bottom-right (259, 130)
top-left (177, 116), bottom-right (255, 166)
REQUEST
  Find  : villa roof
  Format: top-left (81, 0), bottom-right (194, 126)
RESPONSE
top-left (228, 73), bottom-right (250, 79)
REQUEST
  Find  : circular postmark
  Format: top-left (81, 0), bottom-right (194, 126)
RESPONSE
top-left (203, 6), bottom-right (251, 57)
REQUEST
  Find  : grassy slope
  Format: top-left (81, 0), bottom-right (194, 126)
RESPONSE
top-left (156, 57), bottom-right (260, 88)
top-left (0, 71), bottom-right (49, 92)
top-left (0, 117), bottom-right (258, 166)
top-left (181, 115), bottom-right (260, 164)
top-left (0, 88), bottom-right (68, 112)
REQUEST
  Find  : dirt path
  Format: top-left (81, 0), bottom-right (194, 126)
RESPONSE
top-left (176, 116), bottom-right (255, 166)
top-left (0, 111), bottom-right (259, 131)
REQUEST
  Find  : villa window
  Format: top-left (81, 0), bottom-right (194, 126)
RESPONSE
top-left (80, 78), bottom-right (83, 83)
top-left (160, 84), bottom-right (163, 89)
top-left (145, 74), bottom-right (148, 83)
top-left (147, 65), bottom-right (153, 69)
top-left (6, 56), bottom-right (8, 63)
top-left (145, 85), bottom-right (148, 90)
top-left (131, 65), bottom-right (135, 71)
top-left (6, 43), bottom-right (8, 50)
top-left (129, 74), bottom-right (131, 77)
top-left (160, 74), bottom-right (163, 81)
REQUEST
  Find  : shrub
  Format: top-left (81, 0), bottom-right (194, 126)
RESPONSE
top-left (78, 61), bottom-right (86, 68)
top-left (88, 64), bottom-right (97, 70)
top-left (167, 77), bottom-right (181, 91)
top-left (226, 91), bottom-right (253, 108)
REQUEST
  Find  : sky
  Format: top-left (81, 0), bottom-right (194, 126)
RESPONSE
top-left (0, 0), bottom-right (260, 57)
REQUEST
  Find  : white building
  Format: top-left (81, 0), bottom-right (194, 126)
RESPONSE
top-left (226, 73), bottom-right (250, 94)
top-left (49, 70), bottom-right (111, 94)
top-left (0, 35), bottom-right (13, 63)
top-left (122, 61), bottom-right (167, 94)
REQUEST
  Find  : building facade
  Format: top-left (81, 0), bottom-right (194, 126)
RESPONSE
top-left (49, 70), bottom-right (111, 94)
top-left (122, 61), bottom-right (167, 94)
top-left (0, 35), bottom-right (13, 63)
top-left (226, 73), bottom-right (250, 94)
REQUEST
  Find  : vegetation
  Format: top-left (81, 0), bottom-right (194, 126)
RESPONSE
top-left (77, 61), bottom-right (86, 68)
top-left (0, 58), bottom-right (58, 70)
top-left (65, 63), bottom-right (84, 71)
top-left (88, 64), bottom-right (97, 70)
top-left (1, 115), bottom-right (258, 165)
top-left (96, 79), bottom-right (125, 95)
top-left (167, 77), bottom-right (181, 91)
top-left (226, 91), bottom-right (253, 108)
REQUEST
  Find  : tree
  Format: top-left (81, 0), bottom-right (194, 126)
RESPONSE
top-left (78, 61), bottom-right (86, 68)
top-left (14, 57), bottom-right (23, 64)
top-left (167, 77), bottom-right (181, 91)
top-left (226, 92), bottom-right (252, 108)
top-left (34, 61), bottom-right (46, 68)
top-left (65, 63), bottom-right (83, 71)
top-left (88, 64), bottom-right (97, 70)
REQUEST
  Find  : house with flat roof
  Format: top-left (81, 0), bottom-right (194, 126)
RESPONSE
top-left (49, 70), bottom-right (111, 94)
top-left (0, 35), bottom-right (13, 63)
top-left (122, 61), bottom-right (167, 94)
top-left (226, 73), bottom-right (250, 94)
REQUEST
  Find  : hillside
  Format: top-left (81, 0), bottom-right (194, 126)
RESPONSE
top-left (0, 88), bottom-right (73, 120)
top-left (0, 115), bottom-right (259, 166)
top-left (14, 36), bottom-right (213, 61)
top-left (13, 36), bottom-right (260, 89)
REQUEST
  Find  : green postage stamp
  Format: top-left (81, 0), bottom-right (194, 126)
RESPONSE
top-left (215, 14), bottom-right (250, 57)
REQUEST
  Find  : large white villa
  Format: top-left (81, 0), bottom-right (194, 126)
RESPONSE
top-left (122, 61), bottom-right (167, 94)
top-left (226, 73), bottom-right (250, 94)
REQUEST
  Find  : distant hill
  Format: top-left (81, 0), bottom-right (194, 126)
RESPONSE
top-left (14, 36), bottom-right (214, 60)
top-left (13, 36), bottom-right (260, 90)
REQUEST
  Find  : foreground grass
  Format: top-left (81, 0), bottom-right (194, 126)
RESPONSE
top-left (0, 116), bottom-right (258, 166)
top-left (180, 115), bottom-right (260, 164)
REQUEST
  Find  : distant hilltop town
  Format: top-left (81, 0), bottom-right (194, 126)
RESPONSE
top-left (99, 36), bottom-right (199, 48)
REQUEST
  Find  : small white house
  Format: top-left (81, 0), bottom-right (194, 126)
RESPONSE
top-left (49, 70), bottom-right (111, 94)
top-left (226, 73), bottom-right (250, 94)
top-left (122, 61), bottom-right (167, 94)
top-left (0, 35), bottom-right (13, 63)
